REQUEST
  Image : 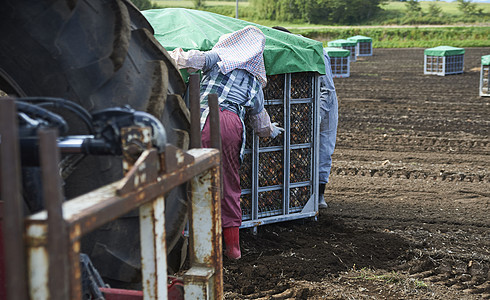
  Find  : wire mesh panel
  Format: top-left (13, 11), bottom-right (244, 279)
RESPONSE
top-left (240, 72), bottom-right (319, 228)
top-left (290, 148), bottom-right (311, 183)
top-left (330, 56), bottom-right (350, 78)
top-left (480, 64), bottom-right (490, 97)
top-left (257, 189), bottom-right (283, 217)
top-left (258, 150), bottom-right (283, 187)
top-left (344, 45), bottom-right (356, 62)
top-left (445, 54), bottom-right (464, 74)
top-left (425, 55), bottom-right (443, 74)
top-left (357, 42), bottom-right (372, 56)
top-left (424, 55), bottom-right (464, 76)
top-left (290, 103), bottom-right (312, 144)
top-left (290, 186), bottom-right (311, 212)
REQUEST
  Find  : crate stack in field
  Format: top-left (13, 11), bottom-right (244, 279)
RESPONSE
top-left (348, 35), bottom-right (373, 57)
top-left (480, 55), bottom-right (490, 97)
top-left (324, 47), bottom-right (350, 78)
top-left (328, 39), bottom-right (357, 62)
top-left (240, 72), bottom-right (319, 228)
top-left (424, 46), bottom-right (465, 76)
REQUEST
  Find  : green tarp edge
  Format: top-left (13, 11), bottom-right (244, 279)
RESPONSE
top-left (142, 8), bottom-right (325, 75)
top-left (327, 39), bottom-right (356, 47)
top-left (323, 47), bottom-right (350, 58)
top-left (482, 55), bottom-right (490, 66)
top-left (424, 46), bottom-right (465, 56)
top-left (347, 35), bottom-right (372, 43)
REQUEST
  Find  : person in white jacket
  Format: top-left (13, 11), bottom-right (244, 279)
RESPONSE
top-left (272, 26), bottom-right (338, 209)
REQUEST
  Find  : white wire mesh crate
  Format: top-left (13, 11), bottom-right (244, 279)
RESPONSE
top-left (324, 47), bottom-right (350, 78)
top-left (480, 55), bottom-right (490, 97)
top-left (328, 39), bottom-right (357, 62)
top-left (424, 46), bottom-right (465, 76)
top-left (240, 72), bottom-right (320, 228)
top-left (347, 35), bottom-right (373, 57)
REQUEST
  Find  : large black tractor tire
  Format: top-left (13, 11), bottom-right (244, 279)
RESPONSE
top-left (0, 0), bottom-right (190, 288)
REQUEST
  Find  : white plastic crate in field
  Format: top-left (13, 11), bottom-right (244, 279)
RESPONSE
top-left (347, 35), bottom-right (373, 57)
top-left (324, 47), bottom-right (350, 78)
top-left (328, 39), bottom-right (357, 62)
top-left (424, 46), bottom-right (465, 76)
top-left (239, 72), bottom-right (320, 228)
top-left (480, 55), bottom-right (490, 97)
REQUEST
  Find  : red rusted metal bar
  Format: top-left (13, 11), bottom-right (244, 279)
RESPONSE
top-left (100, 287), bottom-right (143, 300)
top-left (39, 128), bottom-right (71, 299)
top-left (207, 94), bottom-right (221, 152)
top-left (0, 98), bottom-right (28, 300)
top-left (189, 73), bottom-right (202, 149)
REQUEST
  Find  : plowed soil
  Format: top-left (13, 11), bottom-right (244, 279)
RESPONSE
top-left (224, 47), bottom-right (490, 299)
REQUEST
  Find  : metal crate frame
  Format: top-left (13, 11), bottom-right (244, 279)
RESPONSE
top-left (356, 42), bottom-right (373, 57)
top-left (240, 72), bottom-right (320, 228)
top-left (480, 63), bottom-right (490, 97)
top-left (424, 54), bottom-right (464, 76)
top-left (344, 45), bottom-right (357, 62)
top-left (330, 56), bottom-right (350, 78)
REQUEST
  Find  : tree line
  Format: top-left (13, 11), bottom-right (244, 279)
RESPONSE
top-left (132, 0), bottom-right (488, 25)
top-left (249, 0), bottom-right (383, 24)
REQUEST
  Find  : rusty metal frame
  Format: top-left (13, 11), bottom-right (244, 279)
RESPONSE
top-left (1, 94), bottom-right (223, 299)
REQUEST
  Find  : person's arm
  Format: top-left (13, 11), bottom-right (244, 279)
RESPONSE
top-left (203, 51), bottom-right (220, 73)
top-left (249, 88), bottom-right (284, 138)
top-left (168, 48), bottom-right (217, 72)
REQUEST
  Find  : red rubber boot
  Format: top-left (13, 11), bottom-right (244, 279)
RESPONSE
top-left (223, 227), bottom-right (241, 260)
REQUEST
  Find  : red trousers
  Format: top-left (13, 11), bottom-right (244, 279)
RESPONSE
top-left (201, 109), bottom-right (243, 228)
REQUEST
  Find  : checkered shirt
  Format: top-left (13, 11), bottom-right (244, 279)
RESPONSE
top-left (200, 68), bottom-right (262, 162)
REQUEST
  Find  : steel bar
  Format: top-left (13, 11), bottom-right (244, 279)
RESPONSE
top-left (0, 98), bottom-right (29, 300)
top-left (26, 148), bottom-right (220, 242)
top-left (39, 129), bottom-right (71, 299)
top-left (185, 164), bottom-right (223, 299)
top-left (140, 196), bottom-right (167, 299)
top-left (189, 73), bottom-right (202, 149)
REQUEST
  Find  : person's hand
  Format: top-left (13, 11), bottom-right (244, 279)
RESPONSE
top-left (270, 122), bottom-right (285, 138)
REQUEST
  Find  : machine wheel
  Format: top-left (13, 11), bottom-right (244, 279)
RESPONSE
top-left (0, 0), bottom-right (189, 288)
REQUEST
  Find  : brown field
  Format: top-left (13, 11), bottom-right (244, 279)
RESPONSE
top-left (224, 47), bottom-right (490, 299)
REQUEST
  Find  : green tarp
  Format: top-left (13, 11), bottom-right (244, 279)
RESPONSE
top-left (323, 47), bottom-right (350, 58)
top-left (347, 35), bottom-right (372, 43)
top-left (482, 55), bottom-right (490, 66)
top-left (424, 46), bottom-right (465, 57)
top-left (142, 8), bottom-right (325, 75)
top-left (327, 39), bottom-right (356, 47)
